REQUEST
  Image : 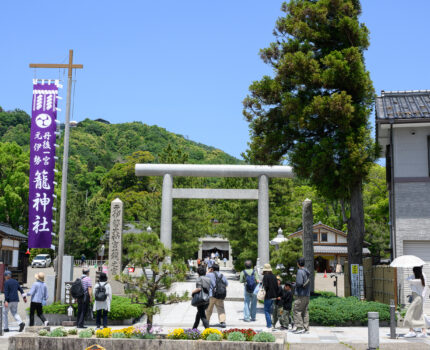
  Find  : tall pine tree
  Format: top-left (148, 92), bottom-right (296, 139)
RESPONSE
top-left (243, 0), bottom-right (376, 266)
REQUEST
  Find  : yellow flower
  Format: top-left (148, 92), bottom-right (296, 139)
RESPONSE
top-left (201, 328), bottom-right (222, 340)
top-left (113, 326), bottom-right (134, 338)
top-left (96, 327), bottom-right (112, 338)
top-left (167, 328), bottom-right (185, 339)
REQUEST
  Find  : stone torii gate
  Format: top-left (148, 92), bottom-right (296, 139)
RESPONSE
top-left (135, 164), bottom-right (293, 265)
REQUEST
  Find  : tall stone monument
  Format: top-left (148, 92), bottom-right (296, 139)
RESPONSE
top-left (108, 198), bottom-right (124, 294)
top-left (302, 198), bottom-right (315, 293)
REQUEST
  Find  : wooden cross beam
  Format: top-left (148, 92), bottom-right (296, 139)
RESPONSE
top-left (29, 50), bottom-right (83, 77)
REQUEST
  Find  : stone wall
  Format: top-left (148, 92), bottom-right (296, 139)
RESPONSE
top-left (9, 334), bottom-right (284, 350)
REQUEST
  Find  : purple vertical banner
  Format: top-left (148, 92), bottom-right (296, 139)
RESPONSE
top-left (28, 82), bottom-right (59, 248)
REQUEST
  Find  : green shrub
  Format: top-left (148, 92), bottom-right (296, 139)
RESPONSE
top-left (309, 296), bottom-right (390, 326)
top-left (67, 328), bottom-right (78, 335)
top-left (253, 332), bottom-right (275, 342)
top-left (48, 328), bottom-right (68, 337)
top-left (38, 329), bottom-right (48, 336)
top-left (206, 333), bottom-right (222, 341)
top-left (78, 329), bottom-right (93, 338)
top-left (112, 332), bottom-right (126, 338)
top-left (227, 331), bottom-right (246, 342)
top-left (38, 296), bottom-right (144, 320)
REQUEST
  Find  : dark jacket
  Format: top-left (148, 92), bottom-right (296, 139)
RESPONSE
top-left (295, 267), bottom-right (311, 297)
top-left (275, 285), bottom-right (283, 306)
top-left (281, 289), bottom-right (293, 310)
top-left (262, 273), bottom-right (278, 300)
top-left (4, 278), bottom-right (24, 303)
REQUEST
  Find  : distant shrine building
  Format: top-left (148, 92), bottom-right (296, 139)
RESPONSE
top-left (198, 236), bottom-right (232, 261)
top-left (376, 90), bottom-right (430, 306)
top-left (289, 222), bottom-right (370, 273)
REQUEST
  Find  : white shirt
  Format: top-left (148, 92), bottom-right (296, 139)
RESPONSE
top-left (408, 274), bottom-right (427, 298)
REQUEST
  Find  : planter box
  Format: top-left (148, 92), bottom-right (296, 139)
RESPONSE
top-left (31, 314), bottom-right (133, 326)
top-left (9, 334), bottom-right (284, 350)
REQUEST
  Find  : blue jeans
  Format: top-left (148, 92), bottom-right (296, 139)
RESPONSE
top-left (243, 289), bottom-right (257, 321)
top-left (264, 299), bottom-right (273, 328)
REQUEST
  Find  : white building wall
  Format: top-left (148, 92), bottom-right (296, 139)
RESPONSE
top-left (2, 239), bottom-right (14, 247)
top-left (393, 127), bottom-right (430, 177)
top-left (12, 250), bottom-right (18, 268)
top-left (337, 236), bottom-right (347, 244)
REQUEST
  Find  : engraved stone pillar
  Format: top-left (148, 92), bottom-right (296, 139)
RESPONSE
top-left (258, 174), bottom-right (270, 267)
top-left (302, 198), bottom-right (315, 293)
top-left (109, 198), bottom-right (124, 294)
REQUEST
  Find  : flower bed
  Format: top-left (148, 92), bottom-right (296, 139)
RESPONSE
top-left (166, 327), bottom-right (275, 342)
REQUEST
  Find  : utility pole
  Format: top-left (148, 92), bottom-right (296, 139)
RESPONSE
top-left (30, 50), bottom-right (83, 302)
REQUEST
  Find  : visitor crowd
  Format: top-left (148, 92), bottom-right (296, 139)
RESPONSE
top-left (191, 256), bottom-right (310, 333)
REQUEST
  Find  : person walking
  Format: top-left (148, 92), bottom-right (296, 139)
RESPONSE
top-left (239, 260), bottom-right (259, 322)
top-left (77, 267), bottom-right (93, 328)
top-left (93, 272), bottom-right (111, 329)
top-left (28, 272), bottom-right (48, 327)
top-left (293, 257), bottom-right (311, 334)
top-left (81, 254), bottom-right (86, 266)
top-left (3, 270), bottom-right (26, 332)
top-left (206, 263), bottom-right (228, 328)
top-left (262, 263), bottom-right (278, 330)
top-left (404, 266), bottom-right (427, 338)
top-left (192, 265), bottom-right (211, 329)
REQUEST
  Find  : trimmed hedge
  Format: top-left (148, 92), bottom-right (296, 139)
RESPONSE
top-left (309, 295), bottom-right (390, 326)
top-left (40, 295), bottom-right (144, 320)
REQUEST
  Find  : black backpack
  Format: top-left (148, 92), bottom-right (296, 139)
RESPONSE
top-left (243, 270), bottom-right (257, 293)
top-left (70, 278), bottom-right (85, 299)
top-left (213, 273), bottom-right (227, 300)
top-left (95, 282), bottom-right (108, 302)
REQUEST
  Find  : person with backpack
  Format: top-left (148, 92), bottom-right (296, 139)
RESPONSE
top-left (28, 273), bottom-right (48, 326)
top-left (192, 265), bottom-right (211, 329)
top-left (292, 257), bottom-right (311, 334)
top-left (239, 260), bottom-right (259, 322)
top-left (206, 263), bottom-right (228, 328)
top-left (75, 267), bottom-right (92, 328)
top-left (93, 272), bottom-right (111, 329)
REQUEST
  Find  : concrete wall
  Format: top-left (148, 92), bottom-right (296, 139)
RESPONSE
top-left (393, 126), bottom-right (430, 177)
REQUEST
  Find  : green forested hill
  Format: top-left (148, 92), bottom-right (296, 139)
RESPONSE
top-left (0, 107), bottom-right (389, 266)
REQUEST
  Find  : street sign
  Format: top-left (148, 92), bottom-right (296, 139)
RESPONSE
top-left (351, 264), bottom-right (360, 297)
top-left (64, 281), bottom-right (75, 305)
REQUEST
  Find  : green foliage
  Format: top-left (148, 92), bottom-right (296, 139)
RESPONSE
top-left (243, 0), bottom-right (377, 264)
top-left (252, 332), bottom-right (275, 342)
top-left (112, 332), bottom-right (126, 338)
top-left (270, 237), bottom-right (302, 281)
top-left (40, 295), bottom-right (144, 320)
top-left (227, 331), bottom-right (246, 342)
top-left (309, 295), bottom-right (390, 325)
top-left (206, 333), bottom-right (222, 341)
top-left (38, 329), bottom-right (48, 336)
top-left (48, 327), bottom-right (68, 337)
top-left (78, 329), bottom-right (93, 338)
top-left (120, 232), bottom-right (187, 325)
top-left (67, 328), bottom-right (78, 335)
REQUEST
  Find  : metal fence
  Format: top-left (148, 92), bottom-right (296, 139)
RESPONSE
top-left (74, 260), bottom-right (106, 267)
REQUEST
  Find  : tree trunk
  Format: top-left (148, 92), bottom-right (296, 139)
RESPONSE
top-left (347, 181), bottom-right (365, 266)
top-left (302, 198), bottom-right (315, 293)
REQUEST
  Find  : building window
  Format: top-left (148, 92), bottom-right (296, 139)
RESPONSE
top-left (0, 250), bottom-right (12, 266)
top-left (313, 233), bottom-right (318, 242)
top-left (321, 233), bottom-right (328, 242)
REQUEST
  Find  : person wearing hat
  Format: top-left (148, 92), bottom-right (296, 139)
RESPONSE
top-left (28, 272), bottom-right (48, 326)
top-left (93, 272), bottom-right (112, 329)
top-left (3, 270), bottom-right (26, 332)
top-left (262, 263), bottom-right (278, 330)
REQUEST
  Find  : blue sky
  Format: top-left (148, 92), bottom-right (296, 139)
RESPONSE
top-left (1, 1), bottom-right (430, 160)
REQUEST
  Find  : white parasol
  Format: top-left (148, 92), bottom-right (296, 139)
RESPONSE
top-left (390, 255), bottom-right (426, 268)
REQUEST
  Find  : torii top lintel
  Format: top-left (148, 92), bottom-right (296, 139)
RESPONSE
top-left (135, 164), bottom-right (294, 178)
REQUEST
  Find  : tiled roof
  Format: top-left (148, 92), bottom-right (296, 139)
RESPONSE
top-left (375, 90), bottom-right (430, 121)
top-left (0, 223), bottom-right (27, 241)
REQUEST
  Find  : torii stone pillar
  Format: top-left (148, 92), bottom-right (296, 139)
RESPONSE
top-left (135, 164), bottom-right (294, 266)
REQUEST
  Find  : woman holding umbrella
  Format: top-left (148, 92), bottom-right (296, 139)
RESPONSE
top-left (404, 266), bottom-right (427, 338)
